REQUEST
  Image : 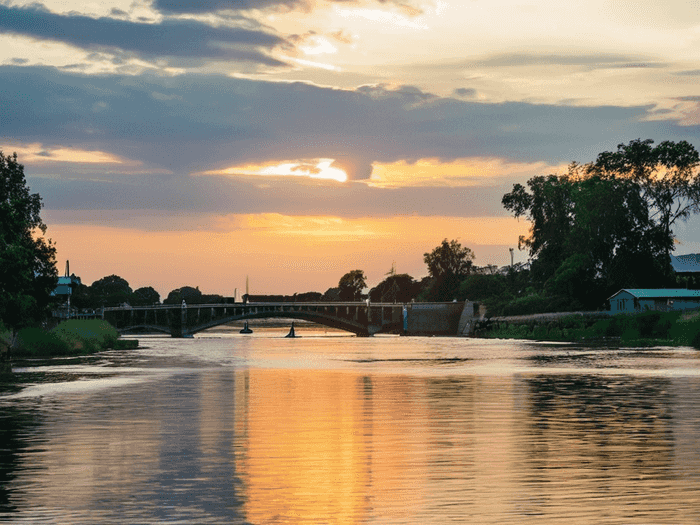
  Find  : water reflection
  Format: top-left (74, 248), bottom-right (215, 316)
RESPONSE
top-left (1, 338), bottom-right (700, 523)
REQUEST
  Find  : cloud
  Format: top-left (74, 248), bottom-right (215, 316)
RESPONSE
top-left (453, 87), bottom-right (477, 99)
top-left (0, 3), bottom-right (286, 66)
top-left (3, 63), bottom-right (698, 250)
top-left (3, 65), bottom-right (699, 192)
top-left (456, 53), bottom-right (667, 71)
top-left (28, 172), bottom-right (512, 222)
top-left (152, 0), bottom-right (426, 15)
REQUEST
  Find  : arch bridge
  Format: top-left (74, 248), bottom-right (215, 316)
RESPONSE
top-left (102, 301), bottom-right (467, 337)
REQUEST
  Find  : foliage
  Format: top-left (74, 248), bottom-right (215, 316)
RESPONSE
top-left (421, 239), bottom-right (476, 301)
top-left (15, 327), bottom-right (70, 356)
top-left (90, 275), bottom-right (133, 307)
top-left (458, 273), bottom-right (507, 301)
top-left (52, 319), bottom-right (119, 353)
top-left (592, 138), bottom-right (700, 246)
top-left (369, 273), bottom-right (418, 302)
top-left (0, 151), bottom-right (58, 333)
top-left (423, 239), bottom-right (475, 279)
top-left (321, 287), bottom-right (340, 301)
top-left (132, 286), bottom-right (161, 306)
top-left (338, 270), bottom-right (367, 301)
top-left (164, 286), bottom-right (203, 305)
top-left (477, 311), bottom-right (695, 345)
top-left (14, 319), bottom-right (120, 357)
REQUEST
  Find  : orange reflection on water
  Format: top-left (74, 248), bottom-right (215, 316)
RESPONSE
top-left (236, 370), bottom-right (373, 523)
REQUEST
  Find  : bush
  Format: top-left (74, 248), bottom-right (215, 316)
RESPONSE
top-left (53, 319), bottom-right (119, 353)
top-left (13, 320), bottom-right (121, 357)
top-left (16, 327), bottom-right (71, 356)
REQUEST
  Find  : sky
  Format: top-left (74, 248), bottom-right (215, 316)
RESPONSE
top-left (2, 0), bottom-right (700, 297)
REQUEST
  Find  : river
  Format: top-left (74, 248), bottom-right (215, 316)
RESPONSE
top-left (2, 324), bottom-right (700, 524)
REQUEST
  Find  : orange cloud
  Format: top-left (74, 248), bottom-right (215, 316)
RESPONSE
top-left (368, 158), bottom-right (560, 188)
top-left (4, 142), bottom-right (127, 164)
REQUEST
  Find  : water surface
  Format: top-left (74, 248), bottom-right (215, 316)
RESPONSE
top-left (2, 326), bottom-right (700, 524)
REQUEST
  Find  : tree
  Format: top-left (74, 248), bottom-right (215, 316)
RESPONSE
top-left (424, 239), bottom-right (475, 279)
top-left (591, 138), bottom-right (700, 257)
top-left (369, 273), bottom-right (418, 303)
top-left (90, 275), bottom-right (133, 307)
top-left (164, 286), bottom-right (203, 305)
top-left (500, 140), bottom-right (699, 309)
top-left (0, 151), bottom-right (57, 333)
top-left (132, 286), bottom-right (161, 306)
top-left (338, 270), bottom-right (366, 301)
top-left (321, 287), bottom-right (340, 301)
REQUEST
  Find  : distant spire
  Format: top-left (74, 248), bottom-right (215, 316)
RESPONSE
top-left (65, 260), bottom-right (70, 277)
top-left (246, 275), bottom-right (249, 296)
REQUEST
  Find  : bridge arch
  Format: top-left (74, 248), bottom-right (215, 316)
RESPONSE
top-left (187, 310), bottom-right (372, 336)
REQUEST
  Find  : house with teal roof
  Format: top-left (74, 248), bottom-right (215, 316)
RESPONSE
top-left (608, 289), bottom-right (700, 314)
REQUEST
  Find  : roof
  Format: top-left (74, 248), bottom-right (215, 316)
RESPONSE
top-left (609, 288), bottom-right (700, 300)
top-left (671, 253), bottom-right (700, 273)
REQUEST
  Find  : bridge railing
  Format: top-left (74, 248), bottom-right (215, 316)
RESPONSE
top-left (103, 301), bottom-right (420, 311)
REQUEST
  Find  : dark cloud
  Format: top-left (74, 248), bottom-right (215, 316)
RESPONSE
top-left (28, 173), bottom-right (510, 220)
top-left (154, 0), bottom-right (309, 13)
top-left (2, 65), bottom-right (699, 203)
top-left (453, 87), bottom-right (477, 99)
top-left (0, 3), bottom-right (286, 66)
top-left (152, 0), bottom-right (424, 15)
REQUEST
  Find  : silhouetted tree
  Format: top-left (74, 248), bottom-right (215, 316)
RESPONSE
top-left (90, 275), bottom-right (133, 307)
top-left (338, 270), bottom-right (366, 301)
top-left (0, 151), bottom-right (57, 333)
top-left (321, 287), bottom-right (340, 301)
top-left (423, 239), bottom-right (475, 301)
top-left (132, 286), bottom-right (161, 306)
top-left (164, 286), bottom-right (203, 305)
top-left (369, 274), bottom-right (418, 303)
top-left (424, 239), bottom-right (475, 279)
top-left (591, 138), bottom-right (700, 258)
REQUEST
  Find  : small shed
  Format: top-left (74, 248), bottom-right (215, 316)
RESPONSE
top-left (608, 289), bottom-right (700, 314)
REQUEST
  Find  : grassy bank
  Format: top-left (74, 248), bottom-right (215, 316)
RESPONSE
top-left (476, 310), bottom-right (700, 348)
top-left (10, 319), bottom-right (138, 357)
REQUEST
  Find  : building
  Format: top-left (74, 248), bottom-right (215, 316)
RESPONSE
top-left (671, 253), bottom-right (700, 289)
top-left (52, 261), bottom-right (82, 304)
top-left (608, 289), bottom-right (700, 314)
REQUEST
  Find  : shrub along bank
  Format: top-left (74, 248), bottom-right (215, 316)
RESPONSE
top-left (11, 319), bottom-right (138, 357)
top-left (475, 310), bottom-right (700, 348)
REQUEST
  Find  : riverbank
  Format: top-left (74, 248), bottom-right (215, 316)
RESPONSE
top-left (474, 310), bottom-right (700, 348)
top-left (7, 319), bottom-right (138, 359)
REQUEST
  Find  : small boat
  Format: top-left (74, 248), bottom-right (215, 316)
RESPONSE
top-left (285, 322), bottom-right (297, 338)
top-left (240, 321), bottom-right (253, 334)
